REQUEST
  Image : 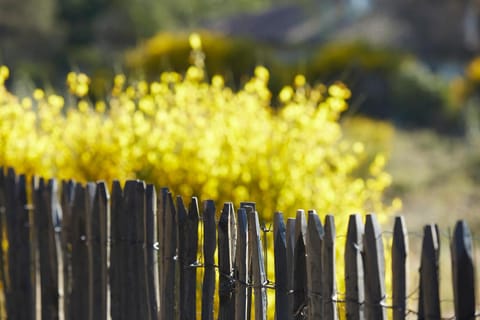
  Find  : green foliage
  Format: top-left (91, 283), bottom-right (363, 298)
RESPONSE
top-left (125, 31), bottom-right (282, 90)
top-left (307, 41), bottom-right (463, 131)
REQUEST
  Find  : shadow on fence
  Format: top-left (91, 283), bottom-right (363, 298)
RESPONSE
top-left (0, 167), bottom-right (478, 319)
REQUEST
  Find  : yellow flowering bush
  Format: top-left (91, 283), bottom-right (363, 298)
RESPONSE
top-left (0, 34), bottom-right (400, 317)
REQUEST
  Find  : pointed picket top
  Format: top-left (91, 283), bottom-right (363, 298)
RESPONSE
top-left (109, 180), bottom-right (123, 320)
top-left (392, 216), bottom-right (408, 320)
top-left (202, 200), bottom-right (216, 320)
top-left (179, 196), bottom-right (198, 320)
top-left (345, 214), bottom-right (364, 320)
top-left (322, 215), bottom-right (338, 320)
top-left (235, 207), bottom-right (248, 320)
top-left (363, 214), bottom-right (386, 320)
top-left (71, 182), bottom-right (91, 320)
top-left (451, 220), bottom-right (475, 319)
top-left (90, 181), bottom-right (109, 320)
top-left (218, 202), bottom-right (235, 319)
top-left (419, 224), bottom-right (441, 319)
top-left (189, 197), bottom-right (200, 223)
top-left (274, 212), bottom-right (288, 320)
top-left (162, 190), bottom-right (177, 320)
top-left (293, 210), bottom-right (307, 319)
top-left (60, 179), bottom-right (75, 320)
top-left (286, 218), bottom-right (296, 318)
top-left (306, 210), bottom-right (324, 319)
top-left (227, 203), bottom-right (237, 272)
top-left (177, 192), bottom-right (188, 315)
top-left (246, 206), bottom-right (267, 320)
top-left (145, 184), bottom-right (159, 320)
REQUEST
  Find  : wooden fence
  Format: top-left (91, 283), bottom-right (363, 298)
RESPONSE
top-left (0, 167), bottom-right (478, 319)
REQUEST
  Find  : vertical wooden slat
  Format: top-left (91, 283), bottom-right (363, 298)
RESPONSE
top-left (34, 177), bottom-right (59, 320)
top-left (218, 202), bottom-right (235, 319)
top-left (273, 212), bottom-right (288, 320)
top-left (247, 206), bottom-right (267, 320)
top-left (363, 214), bottom-right (386, 320)
top-left (157, 187), bottom-right (168, 318)
top-left (124, 180), bottom-right (150, 319)
top-left (451, 220), bottom-right (475, 319)
top-left (70, 183), bottom-right (92, 320)
top-left (286, 218), bottom-right (296, 318)
top-left (306, 210), bottom-right (324, 319)
top-left (146, 184), bottom-right (159, 320)
top-left (0, 169), bottom-right (7, 319)
top-left (160, 190), bottom-right (177, 319)
top-left (91, 182), bottom-right (108, 320)
top-left (240, 202), bottom-right (255, 319)
top-left (418, 224), bottom-right (441, 319)
top-left (322, 215), bottom-right (338, 320)
top-left (392, 216), bottom-right (408, 320)
top-left (60, 180), bottom-right (75, 320)
top-left (4, 168), bottom-right (16, 319)
top-left (292, 210), bottom-right (307, 319)
top-left (109, 181), bottom-right (123, 320)
top-left (234, 207), bottom-right (248, 320)
top-left (344, 214), bottom-right (364, 320)
top-left (86, 183), bottom-right (96, 318)
top-left (123, 181), bottom-right (139, 319)
top-left (5, 169), bottom-right (35, 320)
top-left (177, 195), bottom-right (189, 320)
top-left (21, 172), bottom-right (36, 320)
top-left (136, 181), bottom-right (150, 319)
top-left (202, 200), bottom-right (216, 320)
top-left (185, 197), bottom-right (199, 319)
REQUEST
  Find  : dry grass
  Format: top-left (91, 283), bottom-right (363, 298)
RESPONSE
top-left (384, 127), bottom-right (480, 316)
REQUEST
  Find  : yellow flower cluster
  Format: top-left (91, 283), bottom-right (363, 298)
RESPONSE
top-left (0, 34), bottom-right (400, 317)
top-left (0, 35), bottom-right (400, 226)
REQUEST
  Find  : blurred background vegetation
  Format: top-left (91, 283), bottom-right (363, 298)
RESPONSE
top-left (3, 0), bottom-right (480, 231)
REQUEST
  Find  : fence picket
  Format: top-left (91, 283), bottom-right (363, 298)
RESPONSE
top-left (146, 185), bottom-right (159, 319)
top-left (419, 224), bottom-right (441, 319)
top-left (273, 212), bottom-right (288, 320)
top-left (218, 202), bottom-right (235, 319)
top-left (0, 170), bottom-right (7, 319)
top-left (3, 168), bottom-right (16, 319)
top-left (4, 169), bottom-right (35, 320)
top-left (292, 210), bottom-right (307, 319)
top-left (240, 202), bottom-right (256, 319)
top-left (186, 197), bottom-right (200, 319)
top-left (34, 178), bottom-right (59, 320)
top-left (234, 207), bottom-right (248, 320)
top-left (4, 168), bottom-right (480, 320)
top-left (133, 181), bottom-right (150, 319)
top-left (60, 180), bottom-right (75, 320)
top-left (91, 182), bottom-right (108, 320)
top-left (109, 181), bottom-right (123, 320)
top-left (305, 210), bottom-right (323, 319)
top-left (160, 189), bottom-right (177, 319)
top-left (247, 206), bottom-right (267, 320)
top-left (157, 187), bottom-right (168, 317)
top-left (202, 200), bottom-right (216, 320)
top-left (286, 218), bottom-right (296, 318)
top-left (177, 195), bottom-right (189, 320)
top-left (344, 214), bottom-right (364, 320)
top-left (70, 183), bottom-right (92, 320)
top-left (392, 216), bottom-right (408, 320)
top-left (363, 214), bottom-right (386, 320)
top-left (123, 181), bottom-right (140, 319)
top-left (451, 220), bottom-right (476, 319)
top-left (323, 215), bottom-right (338, 320)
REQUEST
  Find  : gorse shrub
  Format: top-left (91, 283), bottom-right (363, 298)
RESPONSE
top-left (0, 34), bottom-right (400, 317)
top-left (0, 35), bottom-right (399, 219)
